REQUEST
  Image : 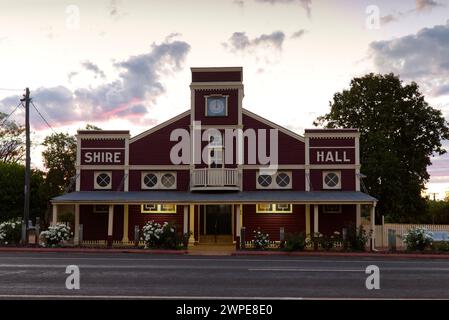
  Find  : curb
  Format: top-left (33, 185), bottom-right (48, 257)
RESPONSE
top-left (232, 250), bottom-right (449, 259)
top-left (0, 247), bottom-right (187, 255)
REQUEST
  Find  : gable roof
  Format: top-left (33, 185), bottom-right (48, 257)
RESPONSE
top-left (129, 108), bottom-right (305, 144)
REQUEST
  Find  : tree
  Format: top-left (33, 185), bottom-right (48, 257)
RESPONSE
top-left (0, 162), bottom-right (48, 222)
top-left (84, 124), bottom-right (102, 130)
top-left (42, 133), bottom-right (77, 196)
top-left (0, 112), bottom-right (25, 163)
top-left (315, 73), bottom-right (449, 222)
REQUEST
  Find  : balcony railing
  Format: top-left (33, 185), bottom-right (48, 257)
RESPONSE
top-left (191, 168), bottom-right (240, 191)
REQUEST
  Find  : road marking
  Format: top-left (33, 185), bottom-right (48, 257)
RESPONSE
top-left (249, 268), bottom-right (365, 272)
top-left (0, 271), bottom-right (26, 276)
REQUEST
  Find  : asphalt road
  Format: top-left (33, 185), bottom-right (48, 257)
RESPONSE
top-left (0, 252), bottom-right (448, 299)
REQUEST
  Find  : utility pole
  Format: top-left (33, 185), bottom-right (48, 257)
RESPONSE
top-left (21, 88), bottom-right (31, 244)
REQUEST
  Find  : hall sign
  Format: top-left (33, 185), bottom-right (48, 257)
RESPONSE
top-left (312, 149), bottom-right (354, 164)
top-left (81, 150), bottom-right (124, 165)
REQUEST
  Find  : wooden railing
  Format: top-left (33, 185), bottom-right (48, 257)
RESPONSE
top-left (191, 168), bottom-right (240, 190)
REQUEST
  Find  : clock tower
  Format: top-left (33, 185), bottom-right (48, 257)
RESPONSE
top-left (190, 67), bottom-right (244, 127)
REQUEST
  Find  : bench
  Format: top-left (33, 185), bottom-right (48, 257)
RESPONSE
top-left (432, 231), bottom-right (449, 242)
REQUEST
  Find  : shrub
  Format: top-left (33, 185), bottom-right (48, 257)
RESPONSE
top-left (432, 241), bottom-right (449, 252)
top-left (285, 232), bottom-right (307, 251)
top-left (253, 228), bottom-right (270, 250)
top-left (142, 221), bottom-right (179, 249)
top-left (40, 224), bottom-right (72, 247)
top-left (0, 219), bottom-right (22, 245)
top-left (345, 225), bottom-right (371, 251)
top-left (402, 227), bottom-right (433, 251)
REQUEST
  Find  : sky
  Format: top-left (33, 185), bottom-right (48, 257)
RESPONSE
top-left (0, 0), bottom-right (448, 199)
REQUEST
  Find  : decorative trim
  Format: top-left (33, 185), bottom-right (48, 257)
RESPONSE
top-left (141, 171), bottom-right (177, 190)
top-left (130, 110), bottom-right (190, 143)
top-left (305, 133), bottom-right (360, 139)
top-left (94, 171), bottom-right (112, 190)
top-left (191, 67), bottom-right (243, 73)
top-left (256, 171), bottom-right (292, 190)
top-left (242, 108), bottom-right (305, 142)
top-left (322, 171), bottom-right (342, 190)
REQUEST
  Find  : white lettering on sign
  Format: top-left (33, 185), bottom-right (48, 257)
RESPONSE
top-left (84, 151), bottom-right (122, 164)
top-left (316, 151), bottom-right (351, 163)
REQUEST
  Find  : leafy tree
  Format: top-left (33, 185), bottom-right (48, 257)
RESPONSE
top-left (315, 73), bottom-right (449, 222)
top-left (0, 162), bottom-right (48, 222)
top-left (84, 124), bottom-right (102, 130)
top-left (42, 133), bottom-right (76, 196)
top-left (0, 112), bottom-right (25, 163)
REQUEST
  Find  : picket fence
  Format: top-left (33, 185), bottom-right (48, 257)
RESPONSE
top-left (375, 223), bottom-right (449, 248)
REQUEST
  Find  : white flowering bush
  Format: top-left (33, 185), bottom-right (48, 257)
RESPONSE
top-left (0, 219), bottom-right (22, 245)
top-left (142, 221), bottom-right (178, 249)
top-left (40, 224), bottom-right (72, 247)
top-left (253, 228), bottom-right (270, 250)
top-left (402, 227), bottom-right (433, 251)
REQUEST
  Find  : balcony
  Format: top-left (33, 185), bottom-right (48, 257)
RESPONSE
top-left (191, 168), bottom-right (240, 191)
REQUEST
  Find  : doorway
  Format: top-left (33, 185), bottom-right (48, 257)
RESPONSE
top-left (205, 205), bottom-right (232, 236)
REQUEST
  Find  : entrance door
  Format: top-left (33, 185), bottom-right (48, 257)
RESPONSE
top-left (205, 205), bottom-right (232, 235)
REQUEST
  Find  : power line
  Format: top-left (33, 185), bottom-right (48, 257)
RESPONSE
top-left (30, 100), bottom-right (56, 133)
top-left (0, 101), bottom-right (23, 126)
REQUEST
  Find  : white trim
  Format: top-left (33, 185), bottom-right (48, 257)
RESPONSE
top-left (356, 204), bottom-right (361, 227)
top-left (191, 67), bottom-right (243, 73)
top-left (256, 171), bottom-right (292, 190)
top-left (74, 204), bottom-right (80, 245)
top-left (183, 206), bottom-right (188, 234)
top-left (190, 83), bottom-right (243, 90)
top-left (76, 136), bottom-right (81, 191)
top-left (305, 136), bottom-right (310, 191)
top-left (242, 108), bottom-right (305, 142)
top-left (108, 205), bottom-right (114, 237)
top-left (124, 137), bottom-right (129, 192)
top-left (80, 147), bottom-right (126, 150)
top-left (94, 171), bottom-right (112, 190)
top-left (141, 171), bottom-right (177, 190)
top-left (76, 134), bottom-right (130, 140)
top-left (243, 165), bottom-right (305, 170)
top-left (309, 146), bottom-right (355, 149)
top-left (305, 132), bottom-right (360, 139)
top-left (322, 171), bottom-right (342, 190)
top-left (52, 204), bottom-right (57, 226)
top-left (314, 205), bottom-right (319, 233)
top-left (130, 110), bottom-right (190, 143)
top-left (308, 164), bottom-right (356, 169)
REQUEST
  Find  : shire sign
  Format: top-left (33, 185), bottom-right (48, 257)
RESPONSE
top-left (83, 151), bottom-right (123, 164)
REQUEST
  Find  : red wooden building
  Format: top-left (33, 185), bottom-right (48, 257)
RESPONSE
top-left (52, 67), bottom-right (377, 248)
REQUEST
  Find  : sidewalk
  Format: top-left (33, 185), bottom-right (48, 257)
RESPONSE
top-left (2, 246), bottom-right (449, 259)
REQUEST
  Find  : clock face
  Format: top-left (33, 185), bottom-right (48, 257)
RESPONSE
top-left (207, 97), bottom-right (227, 116)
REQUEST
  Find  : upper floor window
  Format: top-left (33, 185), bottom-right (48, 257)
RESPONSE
top-left (323, 171), bottom-right (341, 190)
top-left (207, 131), bottom-right (224, 168)
top-left (142, 172), bottom-right (177, 190)
top-left (94, 171), bottom-right (112, 190)
top-left (256, 171), bottom-right (292, 189)
top-left (205, 95), bottom-right (228, 117)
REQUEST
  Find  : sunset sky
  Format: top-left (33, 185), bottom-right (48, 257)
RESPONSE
top-left (0, 0), bottom-right (448, 198)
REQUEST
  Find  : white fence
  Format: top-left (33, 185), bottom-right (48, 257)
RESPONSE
top-left (375, 223), bottom-right (449, 248)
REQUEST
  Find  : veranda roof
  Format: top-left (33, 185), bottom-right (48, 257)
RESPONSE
top-left (51, 191), bottom-right (377, 205)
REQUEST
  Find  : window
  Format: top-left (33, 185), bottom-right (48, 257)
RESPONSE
top-left (323, 205), bottom-right (342, 214)
top-left (207, 131), bottom-right (223, 168)
top-left (141, 204), bottom-right (177, 213)
top-left (323, 171), bottom-right (341, 190)
top-left (256, 204), bottom-right (293, 213)
top-left (93, 205), bottom-right (109, 213)
top-left (94, 171), bottom-right (112, 190)
top-left (256, 171), bottom-right (292, 189)
top-left (141, 172), bottom-right (177, 190)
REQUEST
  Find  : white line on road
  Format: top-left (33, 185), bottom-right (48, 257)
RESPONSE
top-left (249, 268), bottom-right (365, 272)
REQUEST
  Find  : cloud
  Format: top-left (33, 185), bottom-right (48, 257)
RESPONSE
top-left (233, 0), bottom-right (245, 7)
top-left (291, 29), bottom-right (306, 39)
top-left (223, 31), bottom-right (285, 52)
top-left (255, 0), bottom-right (312, 18)
top-left (369, 23), bottom-right (449, 96)
top-left (0, 39), bottom-right (191, 128)
top-left (380, 14), bottom-right (398, 25)
top-left (81, 61), bottom-right (106, 79)
top-left (416, 0), bottom-right (441, 11)
top-left (109, 0), bottom-right (127, 20)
